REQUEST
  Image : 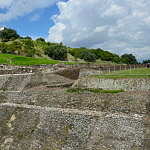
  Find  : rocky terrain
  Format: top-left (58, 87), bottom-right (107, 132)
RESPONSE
top-left (0, 65), bottom-right (149, 150)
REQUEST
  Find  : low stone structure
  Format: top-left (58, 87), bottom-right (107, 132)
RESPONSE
top-left (73, 77), bottom-right (150, 91)
top-left (0, 73), bottom-right (74, 91)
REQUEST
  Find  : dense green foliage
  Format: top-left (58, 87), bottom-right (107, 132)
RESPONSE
top-left (80, 51), bottom-right (96, 62)
top-left (69, 47), bottom-right (121, 63)
top-left (121, 54), bottom-right (138, 64)
top-left (0, 37), bottom-right (68, 61)
top-left (143, 59), bottom-right (150, 64)
top-left (0, 28), bottom-right (68, 61)
top-left (0, 27), bottom-right (143, 64)
top-left (45, 43), bottom-right (67, 61)
top-left (0, 28), bottom-right (20, 42)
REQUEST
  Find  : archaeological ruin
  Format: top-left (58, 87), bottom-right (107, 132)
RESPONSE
top-left (0, 64), bottom-right (149, 150)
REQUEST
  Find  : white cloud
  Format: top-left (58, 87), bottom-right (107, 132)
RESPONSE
top-left (48, 0), bottom-right (150, 60)
top-left (0, 0), bottom-right (58, 22)
top-left (0, 0), bottom-right (13, 8)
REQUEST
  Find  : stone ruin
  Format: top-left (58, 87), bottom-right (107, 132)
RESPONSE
top-left (0, 64), bottom-right (149, 150)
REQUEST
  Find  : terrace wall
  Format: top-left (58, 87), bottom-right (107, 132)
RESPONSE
top-left (0, 90), bottom-right (149, 114)
top-left (0, 73), bottom-right (73, 91)
top-left (73, 77), bottom-right (150, 91)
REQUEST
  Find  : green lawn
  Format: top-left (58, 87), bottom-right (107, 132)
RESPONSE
top-left (94, 68), bottom-right (150, 79)
top-left (0, 54), bottom-right (60, 66)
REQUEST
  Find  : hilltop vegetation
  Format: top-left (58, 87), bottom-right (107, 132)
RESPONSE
top-left (0, 27), bottom-right (140, 64)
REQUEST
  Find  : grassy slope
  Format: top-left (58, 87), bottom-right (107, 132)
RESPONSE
top-left (0, 54), bottom-right (60, 66)
top-left (95, 68), bottom-right (150, 79)
top-left (0, 53), bottom-right (116, 66)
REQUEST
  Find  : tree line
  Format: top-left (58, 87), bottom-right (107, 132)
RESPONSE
top-left (0, 27), bottom-right (147, 64)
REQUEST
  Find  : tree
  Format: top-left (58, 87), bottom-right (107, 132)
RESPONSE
top-left (80, 51), bottom-right (96, 62)
top-left (0, 28), bottom-right (20, 42)
top-left (69, 47), bottom-right (121, 63)
top-left (45, 43), bottom-right (67, 60)
top-left (36, 37), bottom-right (45, 42)
top-left (121, 54), bottom-right (138, 64)
top-left (143, 60), bottom-right (150, 64)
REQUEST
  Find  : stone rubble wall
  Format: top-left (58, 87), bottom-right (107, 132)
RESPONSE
top-left (79, 68), bottom-right (103, 78)
top-left (73, 77), bottom-right (150, 91)
top-left (0, 64), bottom-right (58, 75)
top-left (0, 63), bottom-right (148, 76)
top-left (0, 90), bottom-right (149, 114)
top-left (0, 103), bottom-right (147, 150)
top-left (0, 73), bottom-right (73, 91)
top-left (55, 68), bottom-right (80, 80)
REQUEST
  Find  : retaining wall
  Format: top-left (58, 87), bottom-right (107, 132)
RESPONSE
top-left (0, 73), bottom-right (73, 91)
top-left (0, 90), bottom-right (149, 114)
top-left (74, 77), bottom-right (150, 91)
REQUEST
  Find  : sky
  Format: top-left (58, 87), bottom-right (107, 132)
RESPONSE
top-left (0, 0), bottom-right (150, 61)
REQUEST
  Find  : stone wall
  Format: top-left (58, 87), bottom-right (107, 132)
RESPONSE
top-left (0, 103), bottom-right (146, 150)
top-left (73, 77), bottom-right (150, 91)
top-left (55, 68), bottom-right (80, 80)
top-left (0, 90), bottom-right (149, 114)
top-left (0, 73), bottom-right (73, 91)
top-left (79, 68), bottom-right (103, 78)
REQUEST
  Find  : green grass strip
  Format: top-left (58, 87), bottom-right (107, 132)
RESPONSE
top-left (0, 54), bottom-right (60, 66)
top-left (94, 68), bottom-right (150, 79)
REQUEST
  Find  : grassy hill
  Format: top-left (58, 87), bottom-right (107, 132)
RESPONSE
top-left (0, 53), bottom-right (117, 66)
top-left (0, 27), bottom-right (142, 65)
top-left (0, 54), bottom-right (60, 66)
